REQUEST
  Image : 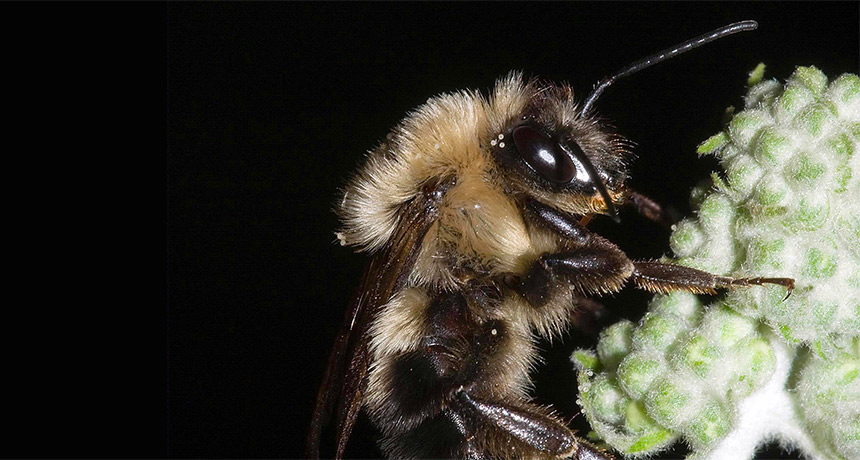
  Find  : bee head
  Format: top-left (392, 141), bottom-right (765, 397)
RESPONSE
top-left (488, 21), bottom-right (759, 221)
top-left (489, 77), bottom-right (630, 221)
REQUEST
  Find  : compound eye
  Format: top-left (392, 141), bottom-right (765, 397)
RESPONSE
top-left (512, 125), bottom-right (576, 184)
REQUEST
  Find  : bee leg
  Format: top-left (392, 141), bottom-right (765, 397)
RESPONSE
top-left (447, 409), bottom-right (488, 460)
top-left (451, 391), bottom-right (616, 459)
top-left (453, 392), bottom-right (578, 457)
top-left (516, 199), bottom-right (636, 306)
top-left (446, 322), bottom-right (613, 459)
top-left (568, 440), bottom-right (617, 460)
top-left (569, 296), bottom-right (611, 336)
top-left (515, 245), bottom-right (634, 308)
top-left (624, 190), bottom-right (680, 227)
top-left (524, 198), bottom-right (595, 244)
top-left (632, 261), bottom-right (795, 299)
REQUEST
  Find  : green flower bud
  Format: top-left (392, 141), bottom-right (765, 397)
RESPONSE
top-left (587, 375), bottom-right (627, 424)
top-left (597, 320), bottom-right (634, 371)
top-left (645, 378), bottom-right (699, 430)
top-left (633, 311), bottom-right (687, 351)
top-left (617, 352), bottom-right (664, 399)
top-left (686, 402), bottom-right (733, 449)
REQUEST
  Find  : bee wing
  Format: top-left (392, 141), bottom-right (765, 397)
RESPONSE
top-left (305, 260), bottom-right (374, 459)
top-left (307, 178), bottom-right (452, 459)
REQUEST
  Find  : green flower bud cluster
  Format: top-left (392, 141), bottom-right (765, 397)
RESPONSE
top-left (684, 66), bottom-right (860, 349)
top-left (573, 293), bottom-right (778, 455)
top-left (573, 66), bottom-right (860, 458)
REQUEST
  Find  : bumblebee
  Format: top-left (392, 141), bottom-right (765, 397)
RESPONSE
top-left (307, 21), bottom-right (793, 460)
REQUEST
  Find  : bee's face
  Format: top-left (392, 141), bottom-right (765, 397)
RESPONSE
top-left (488, 80), bottom-right (630, 217)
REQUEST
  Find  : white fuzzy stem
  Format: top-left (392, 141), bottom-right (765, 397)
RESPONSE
top-left (690, 334), bottom-right (827, 460)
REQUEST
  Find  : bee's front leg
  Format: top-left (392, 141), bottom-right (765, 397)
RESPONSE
top-left (516, 245), bottom-right (633, 308)
top-left (624, 189), bottom-right (680, 228)
top-left (515, 199), bottom-right (634, 308)
top-left (631, 261), bottom-right (795, 298)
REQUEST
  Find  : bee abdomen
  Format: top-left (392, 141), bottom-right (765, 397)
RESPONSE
top-left (371, 291), bottom-right (507, 426)
top-left (368, 288), bottom-right (533, 457)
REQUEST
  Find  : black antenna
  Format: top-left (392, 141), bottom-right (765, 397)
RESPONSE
top-left (581, 20), bottom-right (758, 115)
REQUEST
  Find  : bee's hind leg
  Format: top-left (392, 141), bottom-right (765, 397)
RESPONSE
top-left (451, 391), bottom-right (577, 457)
top-left (451, 389), bottom-right (616, 459)
top-left (447, 322), bottom-right (614, 459)
top-left (568, 442), bottom-right (617, 460)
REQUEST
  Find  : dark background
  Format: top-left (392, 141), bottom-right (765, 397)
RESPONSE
top-left (8, 2), bottom-right (855, 460)
top-left (166, 3), bottom-right (858, 460)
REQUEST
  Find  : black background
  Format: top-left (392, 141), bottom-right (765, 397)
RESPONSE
top-left (8, 2), bottom-right (856, 460)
